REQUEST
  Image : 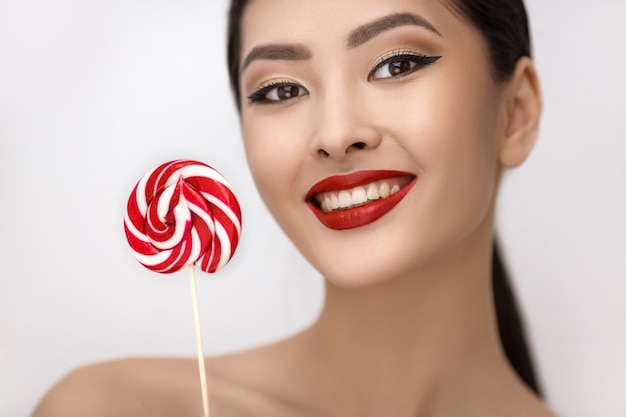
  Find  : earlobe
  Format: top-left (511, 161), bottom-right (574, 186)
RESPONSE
top-left (499, 57), bottom-right (543, 168)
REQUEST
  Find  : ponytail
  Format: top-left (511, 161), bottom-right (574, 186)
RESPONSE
top-left (492, 241), bottom-right (542, 395)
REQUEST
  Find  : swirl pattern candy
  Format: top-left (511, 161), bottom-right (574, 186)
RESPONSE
top-left (124, 160), bottom-right (242, 274)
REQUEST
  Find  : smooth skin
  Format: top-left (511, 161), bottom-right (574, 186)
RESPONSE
top-left (33, 0), bottom-right (554, 416)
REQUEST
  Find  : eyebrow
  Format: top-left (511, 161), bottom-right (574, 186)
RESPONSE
top-left (347, 12), bottom-right (442, 49)
top-left (240, 12), bottom-right (441, 72)
top-left (241, 44), bottom-right (312, 71)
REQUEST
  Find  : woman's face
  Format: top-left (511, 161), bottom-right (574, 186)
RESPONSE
top-left (238, 0), bottom-right (508, 287)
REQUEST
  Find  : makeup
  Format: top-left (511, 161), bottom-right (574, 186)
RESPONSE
top-left (306, 170), bottom-right (416, 230)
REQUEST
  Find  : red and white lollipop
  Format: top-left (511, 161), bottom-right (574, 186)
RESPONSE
top-left (123, 159), bottom-right (242, 417)
top-left (124, 159), bottom-right (242, 274)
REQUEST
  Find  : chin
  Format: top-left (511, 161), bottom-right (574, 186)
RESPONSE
top-left (307, 241), bottom-right (427, 290)
top-left (303, 217), bottom-right (492, 292)
top-left (321, 266), bottom-right (394, 290)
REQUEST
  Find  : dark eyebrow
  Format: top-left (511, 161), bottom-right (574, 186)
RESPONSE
top-left (347, 12), bottom-right (442, 49)
top-left (241, 44), bottom-right (312, 71)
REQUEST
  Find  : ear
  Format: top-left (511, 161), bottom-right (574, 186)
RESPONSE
top-left (499, 57), bottom-right (543, 168)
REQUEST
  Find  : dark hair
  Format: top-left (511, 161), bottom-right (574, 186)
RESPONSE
top-left (226, 0), bottom-right (541, 396)
top-left (446, 0), bottom-right (531, 80)
top-left (492, 240), bottom-right (541, 395)
top-left (226, 0), bottom-right (247, 110)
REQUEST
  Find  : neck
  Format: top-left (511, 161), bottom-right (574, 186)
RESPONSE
top-left (300, 223), bottom-right (528, 416)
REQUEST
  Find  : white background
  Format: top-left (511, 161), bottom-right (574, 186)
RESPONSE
top-left (1, 0), bottom-right (625, 416)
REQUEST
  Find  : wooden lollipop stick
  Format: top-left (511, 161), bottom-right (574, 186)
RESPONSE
top-left (124, 160), bottom-right (241, 417)
top-left (189, 264), bottom-right (210, 417)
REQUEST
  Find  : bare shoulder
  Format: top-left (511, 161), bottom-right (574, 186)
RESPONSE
top-left (206, 334), bottom-right (323, 417)
top-left (32, 358), bottom-right (203, 417)
top-left (32, 337), bottom-right (317, 417)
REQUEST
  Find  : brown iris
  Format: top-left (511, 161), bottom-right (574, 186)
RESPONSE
top-left (389, 60), bottom-right (412, 76)
top-left (277, 85), bottom-right (301, 100)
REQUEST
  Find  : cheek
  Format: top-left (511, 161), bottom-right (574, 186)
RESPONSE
top-left (388, 72), bottom-right (503, 237)
top-left (243, 122), bottom-right (278, 202)
top-left (242, 114), bottom-right (305, 218)
top-left (242, 113), bottom-right (322, 268)
top-left (437, 100), bottom-right (500, 232)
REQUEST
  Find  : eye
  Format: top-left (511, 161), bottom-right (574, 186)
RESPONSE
top-left (248, 81), bottom-right (309, 104)
top-left (369, 52), bottom-right (441, 81)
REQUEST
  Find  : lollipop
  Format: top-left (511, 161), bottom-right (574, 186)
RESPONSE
top-left (124, 159), bottom-right (241, 274)
top-left (124, 159), bottom-right (242, 417)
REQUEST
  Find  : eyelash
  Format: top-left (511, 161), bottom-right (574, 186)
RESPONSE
top-left (369, 49), bottom-right (441, 81)
top-left (247, 50), bottom-right (442, 105)
top-left (247, 80), bottom-right (308, 105)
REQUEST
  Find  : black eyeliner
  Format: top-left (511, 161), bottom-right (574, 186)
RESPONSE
top-left (369, 51), bottom-right (442, 80)
top-left (247, 81), bottom-right (280, 104)
top-left (247, 80), bottom-right (302, 104)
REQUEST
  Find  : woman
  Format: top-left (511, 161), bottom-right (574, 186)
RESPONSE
top-left (33, 0), bottom-right (554, 416)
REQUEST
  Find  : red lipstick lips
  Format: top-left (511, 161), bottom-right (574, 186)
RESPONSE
top-left (306, 170), bottom-right (417, 230)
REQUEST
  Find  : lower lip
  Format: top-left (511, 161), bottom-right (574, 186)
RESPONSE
top-left (307, 178), bottom-right (417, 230)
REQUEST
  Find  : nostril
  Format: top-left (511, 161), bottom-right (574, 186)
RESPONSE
top-left (316, 141), bottom-right (371, 159)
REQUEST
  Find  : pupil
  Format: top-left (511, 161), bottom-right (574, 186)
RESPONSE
top-left (390, 61), bottom-right (410, 75)
top-left (278, 85), bottom-right (298, 100)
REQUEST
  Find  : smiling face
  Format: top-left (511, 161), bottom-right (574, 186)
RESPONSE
top-left (238, 0), bottom-right (513, 287)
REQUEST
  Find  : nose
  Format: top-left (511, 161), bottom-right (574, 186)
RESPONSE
top-left (309, 87), bottom-right (382, 160)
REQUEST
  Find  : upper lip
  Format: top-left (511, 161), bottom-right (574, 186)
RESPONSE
top-left (306, 170), bottom-right (416, 200)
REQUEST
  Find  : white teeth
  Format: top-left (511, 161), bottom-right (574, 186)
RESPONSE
top-left (338, 190), bottom-right (352, 208)
top-left (315, 178), bottom-right (409, 213)
top-left (379, 182), bottom-right (391, 198)
top-left (330, 193), bottom-right (339, 210)
top-left (367, 183), bottom-right (379, 200)
top-left (323, 196), bottom-right (331, 212)
top-left (351, 187), bottom-right (367, 205)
